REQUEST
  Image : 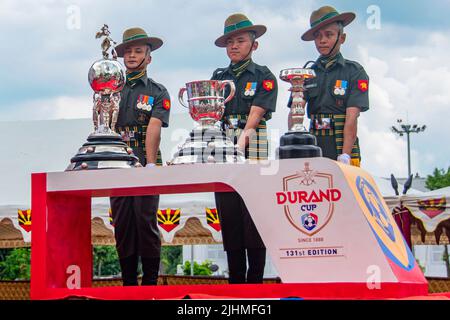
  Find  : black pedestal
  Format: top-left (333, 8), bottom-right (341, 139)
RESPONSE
top-left (278, 131), bottom-right (322, 160)
top-left (67, 134), bottom-right (140, 171)
top-left (170, 128), bottom-right (245, 165)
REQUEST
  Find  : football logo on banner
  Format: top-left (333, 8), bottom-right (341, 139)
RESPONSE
top-left (157, 209), bottom-right (181, 233)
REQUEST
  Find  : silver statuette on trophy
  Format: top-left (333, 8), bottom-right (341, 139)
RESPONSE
top-left (169, 80), bottom-right (245, 165)
top-left (66, 25), bottom-right (141, 171)
top-left (278, 68), bottom-right (322, 159)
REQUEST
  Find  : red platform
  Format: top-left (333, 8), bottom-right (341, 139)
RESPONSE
top-left (31, 160), bottom-right (431, 300)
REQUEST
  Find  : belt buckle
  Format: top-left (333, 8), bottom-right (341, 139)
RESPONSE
top-left (120, 131), bottom-right (130, 142)
top-left (225, 118), bottom-right (239, 130)
top-left (120, 130), bottom-right (135, 142)
top-left (314, 118), bottom-right (332, 130)
top-left (230, 118), bottom-right (239, 129)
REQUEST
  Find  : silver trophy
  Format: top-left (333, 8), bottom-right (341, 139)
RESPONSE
top-left (280, 68), bottom-right (316, 132)
top-left (67, 25), bottom-right (140, 171)
top-left (169, 80), bottom-right (245, 165)
top-left (278, 68), bottom-right (322, 159)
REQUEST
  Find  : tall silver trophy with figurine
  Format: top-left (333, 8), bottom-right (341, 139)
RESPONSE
top-left (278, 68), bottom-right (322, 159)
top-left (67, 25), bottom-right (141, 171)
top-left (169, 80), bottom-right (245, 165)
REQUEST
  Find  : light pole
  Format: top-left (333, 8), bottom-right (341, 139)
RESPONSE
top-left (391, 119), bottom-right (426, 177)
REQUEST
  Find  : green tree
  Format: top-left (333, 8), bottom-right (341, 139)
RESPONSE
top-left (160, 246), bottom-right (182, 275)
top-left (182, 260), bottom-right (213, 276)
top-left (0, 248), bottom-right (31, 280)
top-left (426, 167), bottom-right (450, 191)
top-left (92, 246), bottom-right (120, 277)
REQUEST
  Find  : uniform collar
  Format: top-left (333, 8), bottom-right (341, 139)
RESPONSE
top-left (126, 70), bottom-right (148, 87)
top-left (225, 60), bottom-right (256, 76)
top-left (314, 52), bottom-right (345, 70)
top-left (139, 74), bottom-right (148, 86)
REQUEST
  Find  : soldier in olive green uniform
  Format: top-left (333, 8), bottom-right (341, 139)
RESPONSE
top-left (289, 6), bottom-right (369, 167)
top-left (212, 14), bottom-right (278, 284)
top-left (110, 28), bottom-right (171, 286)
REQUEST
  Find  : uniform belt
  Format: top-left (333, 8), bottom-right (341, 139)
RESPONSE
top-left (222, 114), bottom-right (267, 130)
top-left (310, 113), bottom-right (361, 166)
top-left (222, 114), bottom-right (268, 161)
top-left (309, 114), bottom-right (344, 136)
top-left (117, 125), bottom-right (163, 166)
top-left (117, 125), bottom-right (147, 148)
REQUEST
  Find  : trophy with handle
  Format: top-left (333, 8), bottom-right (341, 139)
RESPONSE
top-left (278, 68), bottom-right (322, 160)
top-left (66, 25), bottom-right (141, 171)
top-left (169, 80), bottom-right (245, 165)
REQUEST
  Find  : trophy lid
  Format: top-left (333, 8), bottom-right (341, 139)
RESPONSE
top-left (280, 68), bottom-right (316, 82)
top-left (89, 25), bottom-right (125, 93)
top-left (88, 59), bottom-right (125, 93)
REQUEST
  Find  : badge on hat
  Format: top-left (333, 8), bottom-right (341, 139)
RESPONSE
top-left (245, 82), bottom-right (257, 97)
top-left (163, 99), bottom-right (171, 110)
top-left (334, 80), bottom-right (348, 96)
top-left (358, 80), bottom-right (369, 93)
top-left (137, 95), bottom-right (154, 112)
top-left (263, 80), bottom-right (274, 92)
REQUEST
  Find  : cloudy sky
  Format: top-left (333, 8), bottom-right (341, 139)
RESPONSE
top-left (0, 0), bottom-right (449, 178)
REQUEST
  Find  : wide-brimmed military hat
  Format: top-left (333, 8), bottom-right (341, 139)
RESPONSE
top-left (301, 6), bottom-right (356, 41)
top-left (115, 27), bottom-right (163, 57)
top-left (215, 13), bottom-right (267, 47)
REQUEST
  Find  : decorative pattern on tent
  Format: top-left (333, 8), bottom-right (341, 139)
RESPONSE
top-left (388, 195), bottom-right (450, 246)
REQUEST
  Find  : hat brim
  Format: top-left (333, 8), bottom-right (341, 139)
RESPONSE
top-left (301, 12), bottom-right (355, 41)
top-left (215, 25), bottom-right (267, 47)
top-left (116, 37), bottom-right (163, 57)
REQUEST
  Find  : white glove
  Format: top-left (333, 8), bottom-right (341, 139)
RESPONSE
top-left (145, 163), bottom-right (156, 168)
top-left (337, 153), bottom-right (351, 165)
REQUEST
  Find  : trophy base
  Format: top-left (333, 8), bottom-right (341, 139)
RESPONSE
top-left (169, 128), bottom-right (245, 165)
top-left (277, 131), bottom-right (322, 160)
top-left (66, 133), bottom-right (141, 171)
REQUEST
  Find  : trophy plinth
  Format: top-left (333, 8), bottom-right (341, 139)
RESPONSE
top-left (278, 68), bottom-right (322, 160)
top-left (169, 80), bottom-right (245, 165)
top-left (67, 24), bottom-right (141, 171)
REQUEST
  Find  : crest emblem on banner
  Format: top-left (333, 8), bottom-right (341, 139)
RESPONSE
top-left (18, 209), bottom-right (32, 232)
top-left (157, 209), bottom-right (181, 233)
top-left (276, 162), bottom-right (341, 236)
top-left (206, 208), bottom-right (221, 232)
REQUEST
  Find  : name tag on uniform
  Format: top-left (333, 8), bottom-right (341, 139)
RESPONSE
top-left (137, 95), bottom-right (154, 112)
top-left (304, 83), bottom-right (318, 89)
top-left (314, 118), bottom-right (333, 130)
top-left (244, 82), bottom-right (257, 97)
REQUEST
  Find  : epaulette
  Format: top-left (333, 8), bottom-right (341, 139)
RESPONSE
top-left (212, 68), bottom-right (227, 78)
